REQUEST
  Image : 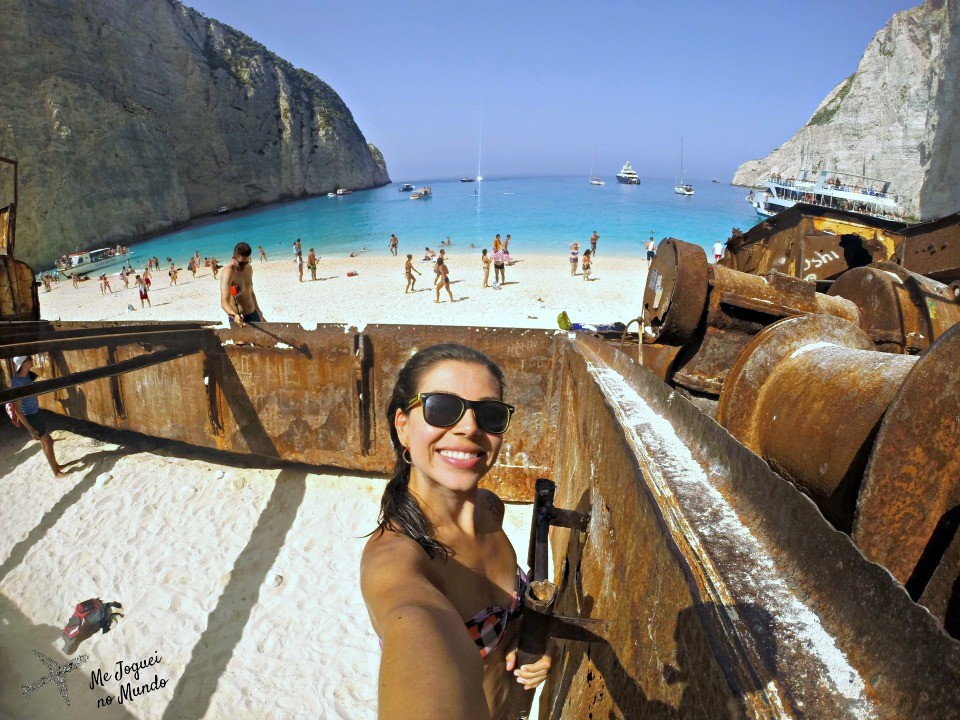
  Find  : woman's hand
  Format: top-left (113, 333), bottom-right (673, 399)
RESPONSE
top-left (505, 640), bottom-right (555, 691)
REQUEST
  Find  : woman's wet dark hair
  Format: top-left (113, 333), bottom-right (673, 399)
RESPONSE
top-left (373, 343), bottom-right (506, 559)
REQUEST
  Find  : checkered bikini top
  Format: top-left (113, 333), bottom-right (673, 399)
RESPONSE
top-left (465, 566), bottom-right (528, 659)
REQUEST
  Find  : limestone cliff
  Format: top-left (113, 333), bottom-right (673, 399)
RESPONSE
top-left (733, 0), bottom-right (960, 221)
top-left (0, 0), bottom-right (390, 269)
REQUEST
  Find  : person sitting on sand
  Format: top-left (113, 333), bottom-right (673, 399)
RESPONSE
top-left (221, 241), bottom-right (265, 327)
top-left (10, 356), bottom-right (67, 477)
top-left (423, 247), bottom-right (436, 261)
top-left (582, 248), bottom-right (593, 281)
top-left (434, 257), bottom-right (454, 303)
top-left (361, 344), bottom-right (554, 720)
top-left (404, 254), bottom-right (422, 293)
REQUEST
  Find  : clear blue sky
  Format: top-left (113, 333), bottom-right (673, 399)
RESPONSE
top-left (184, 0), bottom-right (920, 182)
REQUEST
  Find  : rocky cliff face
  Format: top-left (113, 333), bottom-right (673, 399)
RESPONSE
top-left (0, 0), bottom-right (390, 269)
top-left (733, 0), bottom-right (960, 221)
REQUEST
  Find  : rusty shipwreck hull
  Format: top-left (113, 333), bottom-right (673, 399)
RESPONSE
top-left (722, 203), bottom-right (960, 287)
top-left (3, 320), bottom-right (960, 717)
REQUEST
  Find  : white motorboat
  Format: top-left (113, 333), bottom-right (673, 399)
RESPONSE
top-left (616, 162), bottom-right (641, 185)
top-left (747, 169), bottom-right (901, 220)
top-left (55, 247), bottom-right (132, 278)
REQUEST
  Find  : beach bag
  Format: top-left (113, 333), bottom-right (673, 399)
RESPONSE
top-left (63, 598), bottom-right (108, 640)
top-left (5, 402), bottom-right (20, 427)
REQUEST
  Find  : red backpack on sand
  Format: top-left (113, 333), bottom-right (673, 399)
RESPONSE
top-left (63, 598), bottom-right (122, 640)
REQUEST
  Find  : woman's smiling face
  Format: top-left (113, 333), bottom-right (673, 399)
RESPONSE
top-left (395, 360), bottom-right (505, 495)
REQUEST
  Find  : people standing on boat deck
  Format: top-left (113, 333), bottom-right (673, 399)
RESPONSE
top-left (389, 234), bottom-right (398, 256)
top-left (582, 249), bottom-right (593, 281)
top-left (259, 245), bottom-right (268, 263)
top-left (10, 355), bottom-right (67, 477)
top-left (713, 240), bottom-right (724, 263)
top-left (492, 245), bottom-right (506, 287)
top-left (481, 249), bottom-right (492, 288)
top-left (434, 257), bottom-right (454, 303)
top-left (434, 249), bottom-right (447, 286)
top-left (307, 248), bottom-right (318, 281)
top-left (646, 236), bottom-right (657, 262)
top-left (589, 230), bottom-right (599, 256)
top-left (361, 344), bottom-right (554, 720)
top-left (569, 242), bottom-right (580, 275)
top-left (404, 254), bottom-right (421, 293)
top-left (135, 274), bottom-right (151, 308)
top-left (221, 241), bottom-right (265, 327)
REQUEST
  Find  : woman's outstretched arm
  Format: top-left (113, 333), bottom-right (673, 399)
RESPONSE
top-left (361, 536), bottom-right (490, 720)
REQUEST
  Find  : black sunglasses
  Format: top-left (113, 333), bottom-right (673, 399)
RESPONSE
top-left (236, 259), bottom-right (250, 267)
top-left (405, 392), bottom-right (515, 434)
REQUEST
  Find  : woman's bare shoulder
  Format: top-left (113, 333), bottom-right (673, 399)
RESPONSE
top-left (476, 488), bottom-right (506, 530)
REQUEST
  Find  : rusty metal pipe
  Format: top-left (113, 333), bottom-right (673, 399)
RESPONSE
top-left (717, 315), bottom-right (916, 529)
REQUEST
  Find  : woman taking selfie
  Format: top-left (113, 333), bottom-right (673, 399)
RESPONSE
top-left (361, 344), bottom-right (552, 719)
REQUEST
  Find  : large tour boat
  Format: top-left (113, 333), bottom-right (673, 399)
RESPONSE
top-left (409, 186), bottom-right (432, 200)
top-left (616, 162), bottom-right (641, 184)
top-left (748, 169), bottom-right (901, 220)
top-left (55, 246), bottom-right (131, 278)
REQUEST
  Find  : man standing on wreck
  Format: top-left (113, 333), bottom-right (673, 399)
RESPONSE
top-left (361, 343), bottom-right (553, 719)
top-left (220, 242), bottom-right (265, 327)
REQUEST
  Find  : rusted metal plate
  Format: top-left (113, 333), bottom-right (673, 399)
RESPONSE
top-left (919, 528), bottom-right (960, 635)
top-left (641, 238), bottom-right (709, 344)
top-left (854, 321), bottom-right (960, 587)
top-left (544, 335), bottom-right (960, 718)
top-left (900, 212), bottom-right (960, 283)
top-left (716, 315), bottom-right (916, 530)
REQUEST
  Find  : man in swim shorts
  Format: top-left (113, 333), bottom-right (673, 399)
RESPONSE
top-left (220, 242), bottom-right (265, 327)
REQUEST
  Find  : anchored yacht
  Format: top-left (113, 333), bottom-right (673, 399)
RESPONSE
top-left (616, 162), bottom-right (640, 185)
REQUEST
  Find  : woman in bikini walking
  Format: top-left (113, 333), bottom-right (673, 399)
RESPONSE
top-left (361, 344), bottom-right (553, 719)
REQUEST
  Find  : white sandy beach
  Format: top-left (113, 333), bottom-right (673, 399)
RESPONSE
top-left (0, 422), bottom-right (534, 719)
top-left (4, 248), bottom-right (646, 718)
top-left (38, 251), bottom-right (649, 329)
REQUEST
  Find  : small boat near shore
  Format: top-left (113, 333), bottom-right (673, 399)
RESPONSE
top-left (399, 183), bottom-right (415, 192)
top-left (410, 186), bottom-right (432, 200)
top-left (55, 246), bottom-right (132, 278)
top-left (460, 177), bottom-right (475, 183)
top-left (616, 162), bottom-right (640, 185)
top-left (336, 188), bottom-right (353, 196)
top-left (747, 169), bottom-right (901, 220)
top-left (215, 205), bottom-right (230, 215)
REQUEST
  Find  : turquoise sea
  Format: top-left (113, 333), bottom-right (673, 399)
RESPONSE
top-left (57, 176), bottom-right (757, 271)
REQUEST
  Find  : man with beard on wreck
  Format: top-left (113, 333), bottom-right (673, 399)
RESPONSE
top-left (361, 343), bottom-right (553, 719)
